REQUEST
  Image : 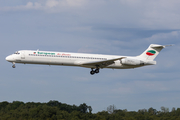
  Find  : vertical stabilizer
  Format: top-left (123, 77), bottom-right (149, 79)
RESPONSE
top-left (137, 44), bottom-right (169, 61)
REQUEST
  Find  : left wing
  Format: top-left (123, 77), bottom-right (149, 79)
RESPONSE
top-left (82, 57), bottom-right (126, 68)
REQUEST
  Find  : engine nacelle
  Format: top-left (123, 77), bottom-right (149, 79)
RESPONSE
top-left (121, 58), bottom-right (144, 66)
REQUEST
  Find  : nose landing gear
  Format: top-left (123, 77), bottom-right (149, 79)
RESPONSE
top-left (90, 68), bottom-right (99, 75)
top-left (12, 62), bottom-right (16, 68)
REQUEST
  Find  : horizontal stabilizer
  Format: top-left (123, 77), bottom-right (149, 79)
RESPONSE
top-left (151, 44), bottom-right (174, 48)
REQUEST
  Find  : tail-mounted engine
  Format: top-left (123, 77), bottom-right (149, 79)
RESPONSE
top-left (121, 58), bottom-right (144, 66)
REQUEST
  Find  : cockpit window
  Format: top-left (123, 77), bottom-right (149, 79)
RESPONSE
top-left (14, 51), bottom-right (20, 54)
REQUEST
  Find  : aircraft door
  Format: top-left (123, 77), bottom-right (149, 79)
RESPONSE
top-left (21, 52), bottom-right (25, 59)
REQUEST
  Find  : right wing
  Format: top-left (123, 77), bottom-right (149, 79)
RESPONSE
top-left (81, 57), bottom-right (126, 68)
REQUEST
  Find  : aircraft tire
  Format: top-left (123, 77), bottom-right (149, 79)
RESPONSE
top-left (95, 69), bottom-right (99, 73)
top-left (12, 65), bottom-right (15, 68)
top-left (90, 71), bottom-right (95, 75)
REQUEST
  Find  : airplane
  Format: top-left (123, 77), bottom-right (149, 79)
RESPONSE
top-left (5, 44), bottom-right (172, 75)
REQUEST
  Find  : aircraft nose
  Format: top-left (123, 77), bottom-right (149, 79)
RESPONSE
top-left (6, 56), bottom-right (13, 62)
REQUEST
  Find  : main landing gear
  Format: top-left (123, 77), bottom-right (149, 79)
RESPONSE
top-left (90, 68), bottom-right (99, 75)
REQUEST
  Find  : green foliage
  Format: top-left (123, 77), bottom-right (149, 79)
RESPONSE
top-left (0, 101), bottom-right (180, 120)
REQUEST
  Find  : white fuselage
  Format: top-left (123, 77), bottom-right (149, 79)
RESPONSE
top-left (6, 50), bottom-right (145, 69)
top-left (6, 44), bottom-right (168, 75)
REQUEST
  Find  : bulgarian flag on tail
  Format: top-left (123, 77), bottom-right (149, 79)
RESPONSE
top-left (146, 50), bottom-right (156, 56)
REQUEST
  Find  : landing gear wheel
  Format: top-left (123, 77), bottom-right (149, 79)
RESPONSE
top-left (12, 64), bottom-right (15, 68)
top-left (90, 70), bottom-right (95, 75)
top-left (90, 68), bottom-right (100, 75)
top-left (95, 69), bottom-right (99, 73)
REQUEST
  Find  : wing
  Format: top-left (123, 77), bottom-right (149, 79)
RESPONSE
top-left (81, 57), bottom-right (126, 68)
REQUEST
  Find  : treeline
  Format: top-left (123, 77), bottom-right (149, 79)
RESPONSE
top-left (0, 101), bottom-right (180, 120)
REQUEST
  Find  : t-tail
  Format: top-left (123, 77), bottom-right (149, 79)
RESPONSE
top-left (137, 44), bottom-right (173, 65)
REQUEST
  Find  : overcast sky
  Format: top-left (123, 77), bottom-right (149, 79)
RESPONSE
top-left (0, 0), bottom-right (180, 113)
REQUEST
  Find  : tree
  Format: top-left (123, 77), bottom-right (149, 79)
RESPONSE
top-left (138, 109), bottom-right (147, 115)
top-left (0, 101), bottom-right (9, 110)
top-left (161, 106), bottom-right (169, 113)
top-left (148, 107), bottom-right (157, 115)
top-left (78, 103), bottom-right (91, 113)
top-left (47, 100), bottom-right (61, 107)
top-left (107, 105), bottom-right (116, 114)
